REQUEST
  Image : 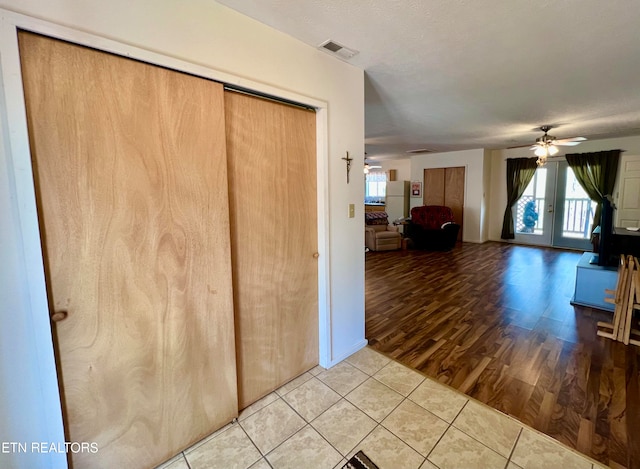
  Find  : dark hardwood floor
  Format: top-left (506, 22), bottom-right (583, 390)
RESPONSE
top-left (365, 241), bottom-right (640, 469)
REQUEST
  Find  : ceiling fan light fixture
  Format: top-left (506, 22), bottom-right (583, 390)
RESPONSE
top-left (524, 126), bottom-right (586, 164)
top-left (534, 146), bottom-right (547, 157)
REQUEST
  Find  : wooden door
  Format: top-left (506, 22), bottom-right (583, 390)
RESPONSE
top-left (19, 32), bottom-right (238, 468)
top-left (423, 167), bottom-right (465, 241)
top-left (224, 91), bottom-right (318, 409)
top-left (423, 168), bottom-right (445, 205)
top-left (444, 167), bottom-right (465, 241)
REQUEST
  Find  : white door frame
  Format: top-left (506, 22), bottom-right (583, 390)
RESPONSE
top-left (0, 10), bottom-right (332, 468)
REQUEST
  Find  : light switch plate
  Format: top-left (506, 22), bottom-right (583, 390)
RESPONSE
top-left (348, 203), bottom-right (355, 218)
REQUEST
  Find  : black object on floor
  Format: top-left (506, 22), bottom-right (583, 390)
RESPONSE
top-left (342, 450), bottom-right (380, 469)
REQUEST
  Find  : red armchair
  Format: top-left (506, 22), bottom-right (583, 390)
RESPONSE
top-left (405, 205), bottom-right (460, 251)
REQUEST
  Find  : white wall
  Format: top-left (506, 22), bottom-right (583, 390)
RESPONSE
top-left (0, 2), bottom-right (365, 468)
top-left (488, 135), bottom-right (640, 241)
top-left (380, 158), bottom-right (411, 182)
top-left (410, 149), bottom-right (488, 243)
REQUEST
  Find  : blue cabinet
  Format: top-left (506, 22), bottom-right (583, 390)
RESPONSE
top-left (571, 252), bottom-right (617, 312)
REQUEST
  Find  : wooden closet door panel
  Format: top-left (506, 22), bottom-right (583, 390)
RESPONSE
top-left (19, 32), bottom-right (237, 468)
top-left (444, 167), bottom-right (465, 241)
top-left (423, 168), bottom-right (445, 205)
top-left (224, 91), bottom-right (318, 409)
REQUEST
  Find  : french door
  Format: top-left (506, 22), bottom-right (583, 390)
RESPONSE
top-left (514, 161), bottom-right (596, 250)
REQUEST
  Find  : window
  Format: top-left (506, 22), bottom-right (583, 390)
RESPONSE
top-left (365, 170), bottom-right (387, 203)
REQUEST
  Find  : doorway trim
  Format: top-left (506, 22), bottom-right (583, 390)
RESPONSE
top-left (0, 9), bottom-right (332, 466)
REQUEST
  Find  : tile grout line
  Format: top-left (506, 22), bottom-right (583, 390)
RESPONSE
top-left (250, 353), bottom-right (455, 467)
top-left (377, 386), bottom-right (445, 463)
top-left (505, 427), bottom-right (523, 467)
top-left (422, 398), bottom-right (521, 466)
top-left (182, 451), bottom-right (192, 469)
top-left (349, 354), bottom-right (474, 466)
top-left (449, 399), bottom-right (521, 463)
top-left (247, 396), bottom-right (304, 458)
top-left (373, 346), bottom-right (592, 468)
top-left (343, 378), bottom-right (431, 465)
top-left (424, 399), bottom-right (468, 463)
top-left (314, 366), bottom-right (385, 460)
top-left (271, 393), bottom-right (345, 465)
top-left (235, 420), bottom-right (269, 468)
top-left (238, 393), bottom-right (281, 423)
top-left (320, 356), bottom-right (419, 463)
top-left (322, 362), bottom-right (392, 461)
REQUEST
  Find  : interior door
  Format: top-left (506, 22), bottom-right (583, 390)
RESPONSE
top-left (616, 154), bottom-right (640, 227)
top-left (225, 91), bottom-right (319, 409)
top-left (19, 32), bottom-right (238, 468)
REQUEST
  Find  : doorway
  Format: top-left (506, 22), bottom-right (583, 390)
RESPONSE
top-left (513, 160), bottom-right (596, 250)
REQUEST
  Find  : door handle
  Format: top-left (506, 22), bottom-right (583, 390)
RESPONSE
top-left (50, 310), bottom-right (68, 322)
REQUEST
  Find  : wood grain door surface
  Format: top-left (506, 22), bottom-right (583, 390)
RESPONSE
top-left (423, 168), bottom-right (446, 206)
top-left (444, 167), bottom-right (465, 241)
top-left (224, 91), bottom-right (319, 409)
top-left (19, 32), bottom-right (238, 468)
top-left (423, 167), bottom-right (465, 241)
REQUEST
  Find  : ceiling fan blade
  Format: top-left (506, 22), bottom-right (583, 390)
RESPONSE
top-left (506, 143), bottom-right (535, 149)
top-left (508, 135), bottom-right (586, 150)
top-left (554, 137), bottom-right (587, 144)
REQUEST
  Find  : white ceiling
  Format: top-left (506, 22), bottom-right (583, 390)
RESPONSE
top-left (217, 0), bottom-right (640, 160)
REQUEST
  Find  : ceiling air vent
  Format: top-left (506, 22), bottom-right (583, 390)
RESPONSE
top-left (406, 148), bottom-right (436, 154)
top-left (318, 39), bottom-right (359, 60)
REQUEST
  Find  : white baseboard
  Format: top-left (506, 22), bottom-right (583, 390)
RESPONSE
top-left (320, 339), bottom-right (368, 369)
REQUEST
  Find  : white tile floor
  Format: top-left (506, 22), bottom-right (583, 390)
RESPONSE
top-left (156, 347), bottom-right (608, 469)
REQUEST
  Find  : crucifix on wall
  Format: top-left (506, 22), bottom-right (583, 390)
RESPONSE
top-left (342, 151), bottom-right (353, 183)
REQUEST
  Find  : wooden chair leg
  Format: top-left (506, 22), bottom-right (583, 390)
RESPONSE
top-left (597, 255), bottom-right (635, 343)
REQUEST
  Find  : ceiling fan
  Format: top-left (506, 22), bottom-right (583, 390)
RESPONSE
top-left (529, 125), bottom-right (587, 166)
top-left (363, 159), bottom-right (382, 174)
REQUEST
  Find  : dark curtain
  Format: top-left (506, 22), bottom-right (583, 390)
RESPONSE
top-left (566, 149), bottom-right (621, 234)
top-left (501, 158), bottom-right (538, 239)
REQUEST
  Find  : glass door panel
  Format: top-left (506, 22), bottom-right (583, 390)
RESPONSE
top-left (513, 164), bottom-right (556, 246)
top-left (552, 161), bottom-right (597, 250)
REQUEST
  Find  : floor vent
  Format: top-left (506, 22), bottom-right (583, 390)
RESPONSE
top-left (318, 39), bottom-right (359, 60)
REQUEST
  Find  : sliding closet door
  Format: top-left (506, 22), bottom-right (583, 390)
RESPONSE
top-left (423, 167), bottom-right (465, 241)
top-left (225, 91), bottom-right (318, 409)
top-left (423, 168), bottom-right (446, 205)
top-left (19, 32), bottom-right (237, 468)
top-left (444, 167), bottom-right (465, 241)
